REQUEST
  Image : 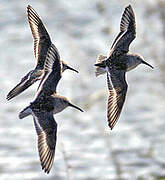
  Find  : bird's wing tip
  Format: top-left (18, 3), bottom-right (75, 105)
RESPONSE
top-left (27, 5), bottom-right (32, 9)
top-left (109, 124), bottom-right (114, 130)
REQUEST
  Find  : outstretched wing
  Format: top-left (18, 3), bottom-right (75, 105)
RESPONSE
top-left (107, 68), bottom-right (128, 130)
top-left (27, 5), bottom-right (52, 68)
top-left (35, 44), bottom-right (61, 98)
top-left (6, 70), bottom-right (42, 100)
top-left (110, 5), bottom-right (136, 56)
top-left (32, 111), bottom-right (57, 174)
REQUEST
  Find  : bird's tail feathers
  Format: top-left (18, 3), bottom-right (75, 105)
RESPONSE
top-left (94, 54), bottom-right (107, 76)
top-left (19, 106), bottom-right (32, 119)
top-left (95, 67), bottom-right (106, 77)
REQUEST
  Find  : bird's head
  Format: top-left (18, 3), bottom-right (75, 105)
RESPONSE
top-left (135, 55), bottom-right (153, 69)
top-left (61, 60), bottom-right (79, 73)
top-left (60, 96), bottom-right (83, 112)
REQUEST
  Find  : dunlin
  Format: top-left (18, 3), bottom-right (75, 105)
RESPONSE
top-left (6, 5), bottom-right (78, 101)
top-left (95, 5), bottom-right (153, 130)
top-left (19, 44), bottom-right (83, 173)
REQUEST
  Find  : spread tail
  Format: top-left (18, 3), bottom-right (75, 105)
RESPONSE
top-left (95, 54), bottom-right (107, 77)
top-left (19, 106), bottom-right (32, 119)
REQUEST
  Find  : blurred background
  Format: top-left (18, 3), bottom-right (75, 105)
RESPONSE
top-left (0, 0), bottom-right (165, 179)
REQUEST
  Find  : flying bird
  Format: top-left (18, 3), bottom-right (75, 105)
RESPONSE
top-left (6, 5), bottom-right (78, 101)
top-left (19, 44), bottom-right (83, 173)
top-left (95, 5), bottom-right (153, 130)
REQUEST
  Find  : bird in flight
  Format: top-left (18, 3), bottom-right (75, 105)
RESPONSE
top-left (6, 5), bottom-right (78, 101)
top-left (19, 44), bottom-right (83, 173)
top-left (95, 5), bottom-right (153, 130)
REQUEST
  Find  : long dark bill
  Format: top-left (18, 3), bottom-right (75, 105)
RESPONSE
top-left (69, 103), bottom-right (84, 112)
top-left (67, 65), bottom-right (79, 73)
top-left (141, 60), bottom-right (154, 69)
